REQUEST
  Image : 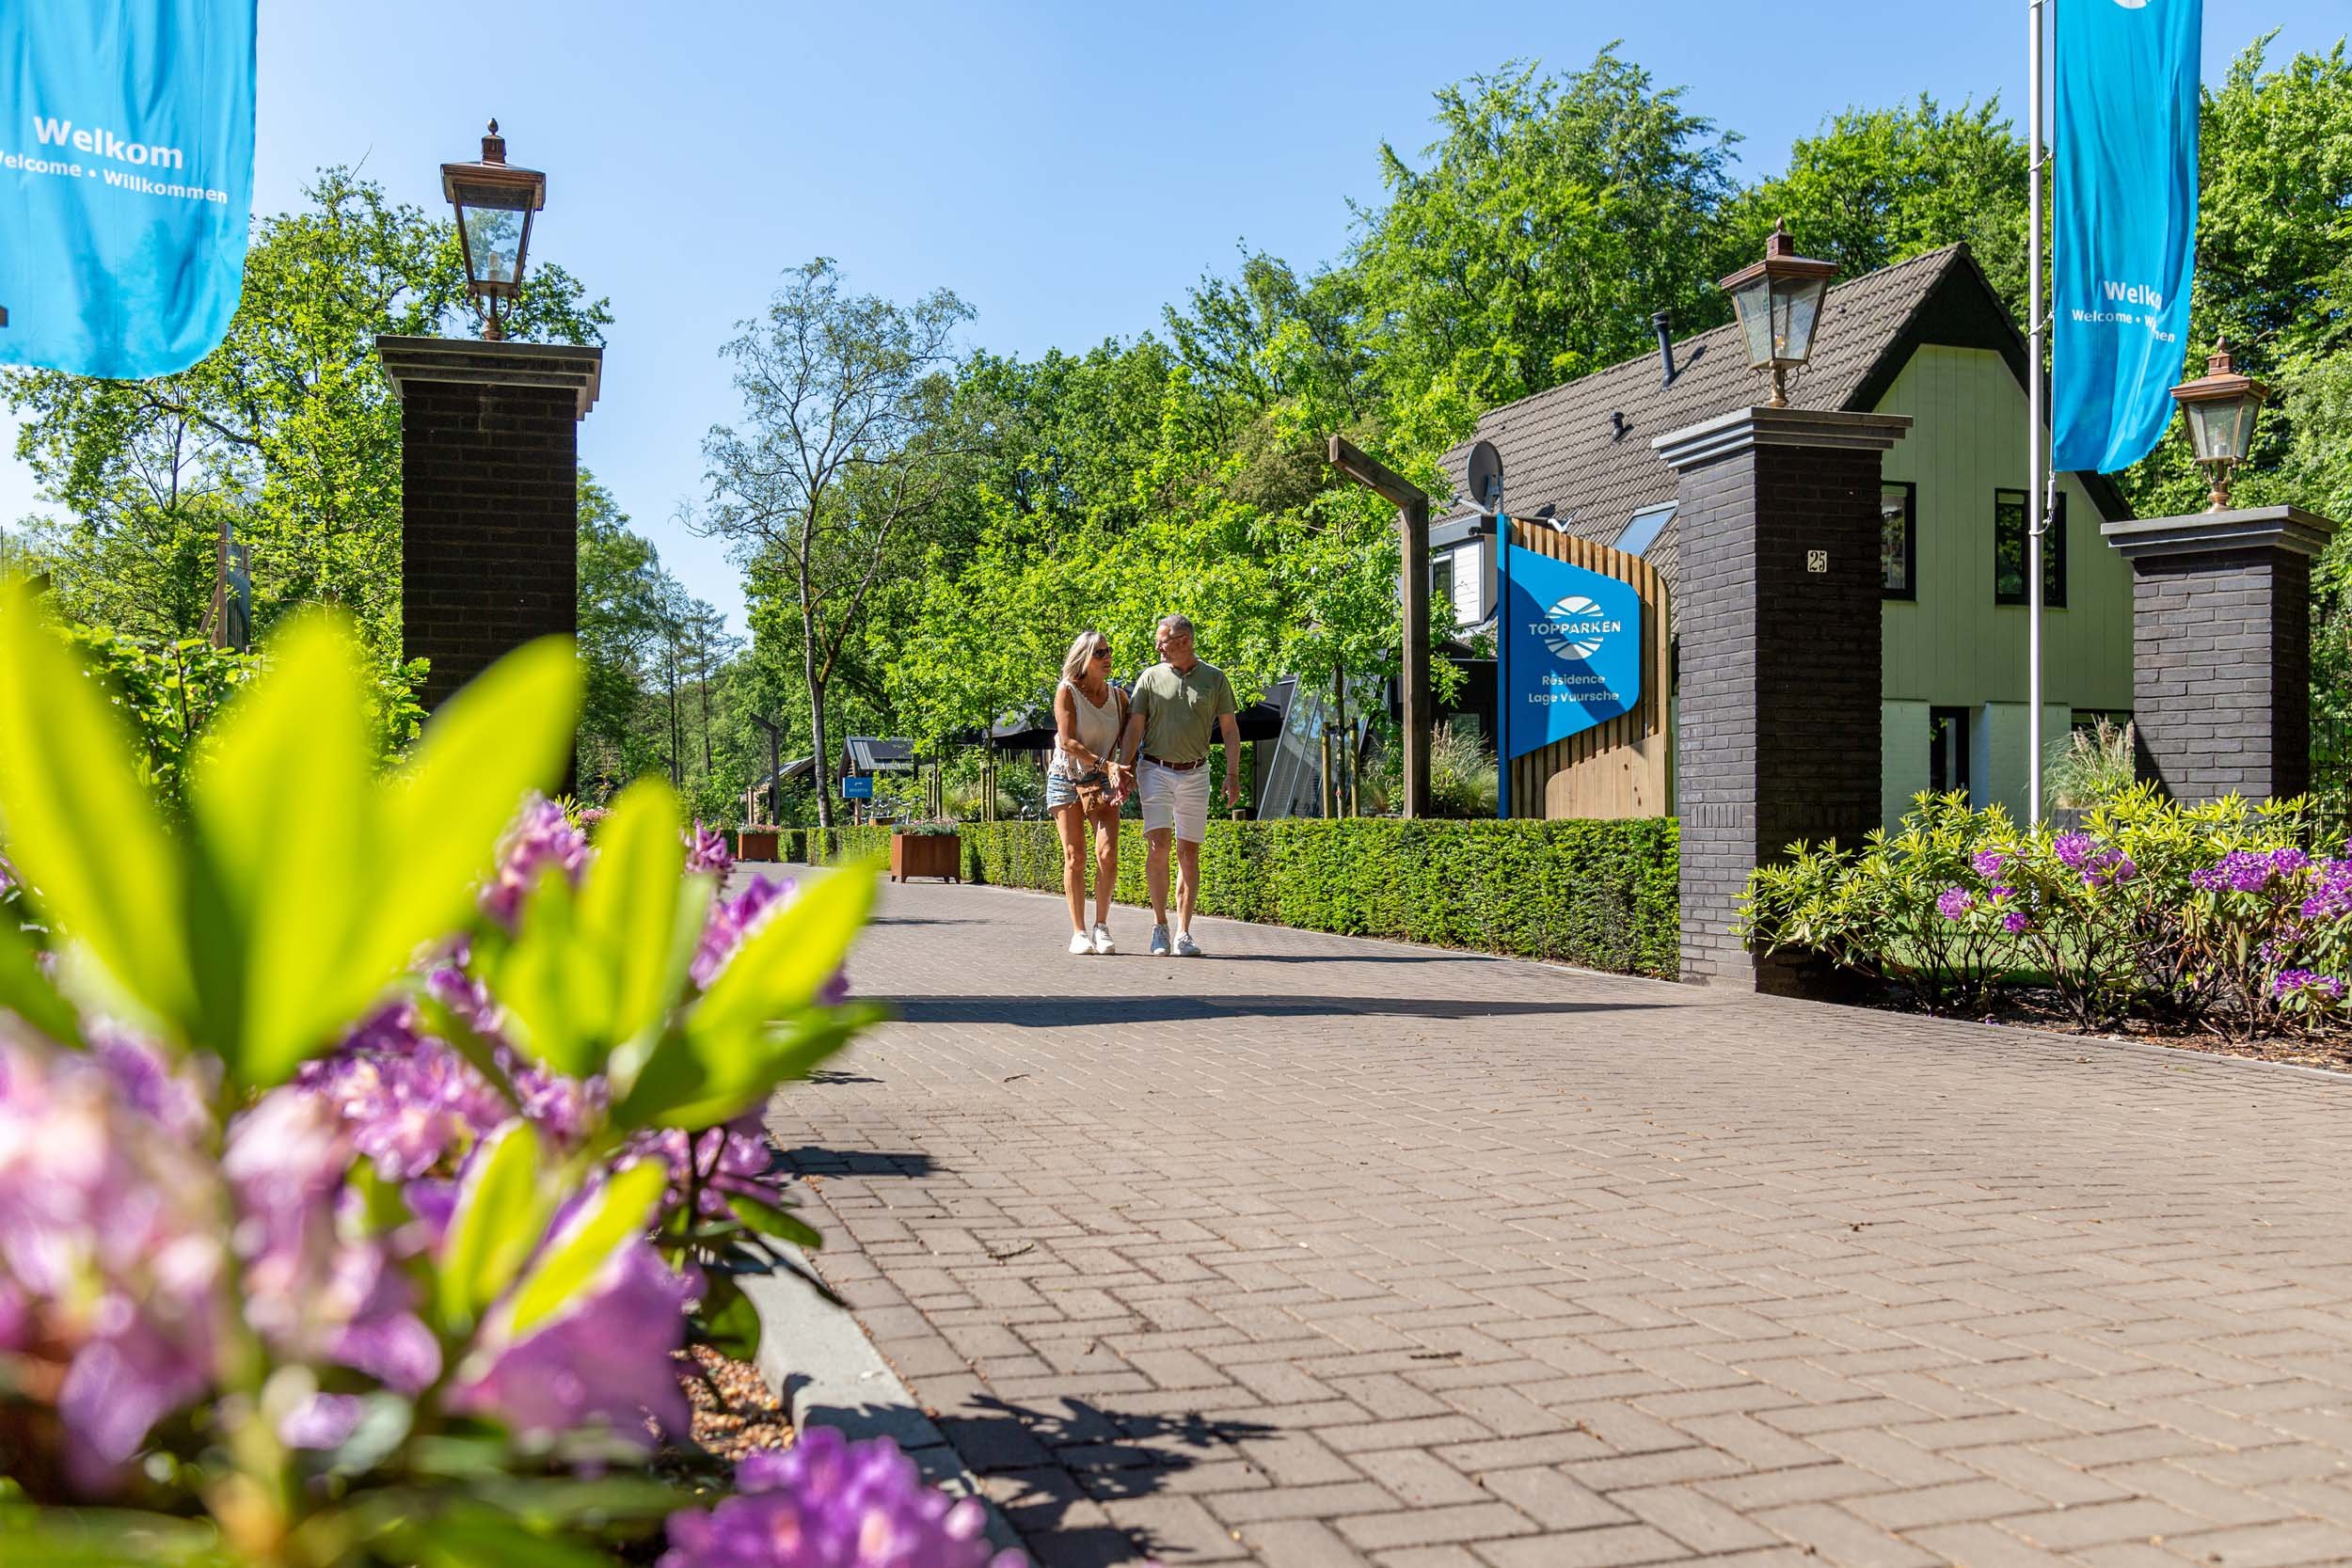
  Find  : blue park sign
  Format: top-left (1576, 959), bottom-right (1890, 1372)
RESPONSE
top-left (841, 774), bottom-right (875, 800)
top-left (1500, 538), bottom-right (1644, 763)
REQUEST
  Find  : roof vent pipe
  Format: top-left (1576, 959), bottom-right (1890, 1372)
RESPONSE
top-left (1653, 310), bottom-right (1677, 387)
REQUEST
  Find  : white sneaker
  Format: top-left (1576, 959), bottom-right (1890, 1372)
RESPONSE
top-left (1069, 930), bottom-right (1094, 956)
top-left (1149, 925), bottom-right (1172, 957)
top-left (1091, 922), bottom-right (1116, 955)
top-left (1174, 930), bottom-right (1205, 958)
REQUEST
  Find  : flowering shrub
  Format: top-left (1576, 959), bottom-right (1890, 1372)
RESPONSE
top-left (1743, 786), bottom-right (2350, 1036)
top-left (0, 584), bottom-right (1013, 1565)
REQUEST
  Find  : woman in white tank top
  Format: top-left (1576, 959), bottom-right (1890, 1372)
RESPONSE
top-left (1049, 629), bottom-right (1128, 955)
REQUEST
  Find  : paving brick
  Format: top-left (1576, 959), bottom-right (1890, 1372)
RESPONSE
top-left (771, 879), bottom-right (2352, 1568)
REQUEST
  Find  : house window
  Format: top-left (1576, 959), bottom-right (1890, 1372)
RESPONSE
top-left (1994, 488), bottom-right (2067, 607)
top-left (1930, 706), bottom-right (1972, 800)
top-left (1614, 501), bottom-right (1676, 560)
top-left (1881, 482), bottom-right (1915, 599)
top-left (1429, 540), bottom-right (1484, 628)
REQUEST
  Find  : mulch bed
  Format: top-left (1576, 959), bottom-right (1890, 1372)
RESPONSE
top-left (676, 1343), bottom-right (793, 1460)
top-left (1872, 982), bottom-right (2352, 1073)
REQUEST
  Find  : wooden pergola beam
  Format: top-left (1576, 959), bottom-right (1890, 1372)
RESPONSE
top-left (1327, 436), bottom-right (1423, 509)
top-left (1326, 436), bottom-right (1433, 819)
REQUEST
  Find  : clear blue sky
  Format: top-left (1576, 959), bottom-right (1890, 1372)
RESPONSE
top-left (2, 0), bottom-right (2343, 633)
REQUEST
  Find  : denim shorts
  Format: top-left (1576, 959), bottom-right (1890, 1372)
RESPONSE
top-left (1046, 768), bottom-right (1108, 811)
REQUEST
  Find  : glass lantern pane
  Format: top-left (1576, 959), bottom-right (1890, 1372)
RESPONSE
top-left (462, 206), bottom-right (525, 285)
top-left (1778, 277), bottom-right (1827, 364)
top-left (1732, 280), bottom-right (1774, 367)
top-left (2227, 400), bottom-right (2256, 461)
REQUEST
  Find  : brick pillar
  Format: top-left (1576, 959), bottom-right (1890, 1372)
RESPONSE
top-left (376, 336), bottom-right (603, 711)
top-left (2099, 505), bottom-right (2339, 803)
top-left (1652, 407), bottom-right (1911, 990)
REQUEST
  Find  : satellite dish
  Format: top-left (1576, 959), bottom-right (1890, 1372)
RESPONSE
top-left (1465, 440), bottom-right (1503, 514)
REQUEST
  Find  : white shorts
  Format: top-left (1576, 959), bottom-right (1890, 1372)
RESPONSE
top-left (1139, 761), bottom-right (1211, 844)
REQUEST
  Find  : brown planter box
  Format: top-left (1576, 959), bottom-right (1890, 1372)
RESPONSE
top-left (889, 832), bottom-right (961, 883)
top-left (738, 829), bottom-right (780, 863)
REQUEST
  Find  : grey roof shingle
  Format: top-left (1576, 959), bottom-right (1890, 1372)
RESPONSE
top-left (1432, 244), bottom-right (2127, 601)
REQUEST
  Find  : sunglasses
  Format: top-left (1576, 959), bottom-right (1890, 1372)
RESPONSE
top-left (1091, 647), bottom-right (1113, 661)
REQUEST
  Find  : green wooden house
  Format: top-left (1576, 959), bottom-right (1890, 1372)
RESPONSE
top-left (1434, 243), bottom-right (2135, 828)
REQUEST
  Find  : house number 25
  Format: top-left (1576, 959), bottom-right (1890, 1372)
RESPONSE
top-left (1806, 550), bottom-right (1829, 574)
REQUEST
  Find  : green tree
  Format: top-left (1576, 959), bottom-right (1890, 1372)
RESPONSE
top-left (1723, 96), bottom-right (2029, 320)
top-left (699, 259), bottom-right (974, 827)
top-left (7, 167), bottom-right (611, 658)
top-left (1347, 49), bottom-right (1740, 436)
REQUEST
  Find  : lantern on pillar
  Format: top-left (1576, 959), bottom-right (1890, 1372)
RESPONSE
top-left (1719, 219), bottom-right (1838, 407)
top-left (2169, 337), bottom-right (2270, 512)
top-left (440, 119), bottom-right (546, 341)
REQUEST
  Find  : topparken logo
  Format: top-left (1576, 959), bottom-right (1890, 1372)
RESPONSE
top-left (1534, 594), bottom-right (1621, 661)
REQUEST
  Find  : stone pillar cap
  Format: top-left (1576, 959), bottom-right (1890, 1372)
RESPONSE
top-left (2099, 503), bottom-right (2339, 562)
top-left (375, 334), bottom-right (604, 420)
top-left (1651, 404), bottom-right (1911, 471)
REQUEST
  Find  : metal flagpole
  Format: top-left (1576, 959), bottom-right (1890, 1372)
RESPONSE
top-left (1495, 511), bottom-right (1512, 820)
top-left (2026, 0), bottom-right (2049, 826)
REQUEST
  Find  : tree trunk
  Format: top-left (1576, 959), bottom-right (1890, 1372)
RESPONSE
top-left (800, 552), bottom-right (833, 831)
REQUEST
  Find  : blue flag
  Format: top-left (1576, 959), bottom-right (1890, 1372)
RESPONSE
top-left (2053, 0), bottom-right (2201, 474)
top-left (1500, 542), bottom-right (1642, 762)
top-left (0, 2), bottom-right (257, 379)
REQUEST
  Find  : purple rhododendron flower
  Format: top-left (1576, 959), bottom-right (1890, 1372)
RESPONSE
top-left (225, 1089), bottom-right (440, 1395)
top-left (661, 1426), bottom-right (1025, 1568)
top-left (693, 875), bottom-right (792, 990)
top-left (299, 1007), bottom-right (513, 1180)
top-left (634, 1111), bottom-right (786, 1220)
top-left (279, 1391), bottom-right (367, 1450)
top-left (686, 820), bottom-right (735, 877)
top-left (483, 796), bottom-right (593, 927)
top-left (1970, 850), bottom-right (2008, 879)
top-left (453, 1238), bottom-right (693, 1446)
top-left (1935, 888), bottom-right (1972, 921)
top-left (0, 851), bottom-right (17, 900)
top-left (2002, 911), bottom-right (2031, 935)
top-left (2194, 849), bottom-right (2282, 895)
top-left (2302, 860), bottom-right (2352, 922)
top-left (2084, 849), bottom-right (2137, 889)
top-left (2274, 969), bottom-right (2347, 1003)
top-left (0, 1039), bottom-right (222, 1488)
top-left (2053, 832), bottom-right (2095, 870)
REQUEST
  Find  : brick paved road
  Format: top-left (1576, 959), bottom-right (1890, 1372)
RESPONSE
top-left (765, 880), bottom-right (2352, 1568)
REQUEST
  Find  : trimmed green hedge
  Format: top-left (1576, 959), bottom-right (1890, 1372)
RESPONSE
top-left (816, 818), bottom-right (1678, 977)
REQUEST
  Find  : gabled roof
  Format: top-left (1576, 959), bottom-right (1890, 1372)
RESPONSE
top-left (1438, 244), bottom-right (2131, 592)
top-left (841, 736), bottom-right (916, 773)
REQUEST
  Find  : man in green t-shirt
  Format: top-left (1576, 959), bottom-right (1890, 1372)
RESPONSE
top-left (1117, 613), bottom-right (1240, 957)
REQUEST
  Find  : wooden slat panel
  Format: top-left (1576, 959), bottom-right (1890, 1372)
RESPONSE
top-left (1502, 518), bottom-right (1671, 821)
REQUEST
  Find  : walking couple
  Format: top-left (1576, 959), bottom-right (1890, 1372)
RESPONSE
top-left (1049, 614), bottom-right (1241, 958)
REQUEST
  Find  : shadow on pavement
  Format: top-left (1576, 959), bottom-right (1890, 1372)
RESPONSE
top-left (773, 1147), bottom-right (941, 1178)
top-left (935, 1393), bottom-right (1277, 1567)
top-left (891, 995), bottom-right (1673, 1027)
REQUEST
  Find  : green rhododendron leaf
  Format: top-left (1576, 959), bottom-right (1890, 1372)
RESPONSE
top-left (391, 1507), bottom-right (620, 1568)
top-left (188, 614), bottom-right (375, 1088)
top-left (494, 875), bottom-right (600, 1078)
top-left (689, 864), bottom-right (875, 1046)
top-left (502, 1159), bottom-right (667, 1338)
top-left (0, 917), bottom-right (82, 1049)
top-left (578, 781), bottom-right (695, 1052)
top-left (613, 1001), bottom-right (877, 1133)
top-left (725, 1193), bottom-right (822, 1250)
top-left (437, 1121), bottom-right (553, 1329)
top-left (373, 638), bottom-right (579, 964)
top-left (0, 579), bottom-right (194, 1039)
top-left (695, 1271), bottom-right (762, 1361)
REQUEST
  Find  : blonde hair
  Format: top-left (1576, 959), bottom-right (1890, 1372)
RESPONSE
top-left (1060, 629), bottom-right (1112, 684)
